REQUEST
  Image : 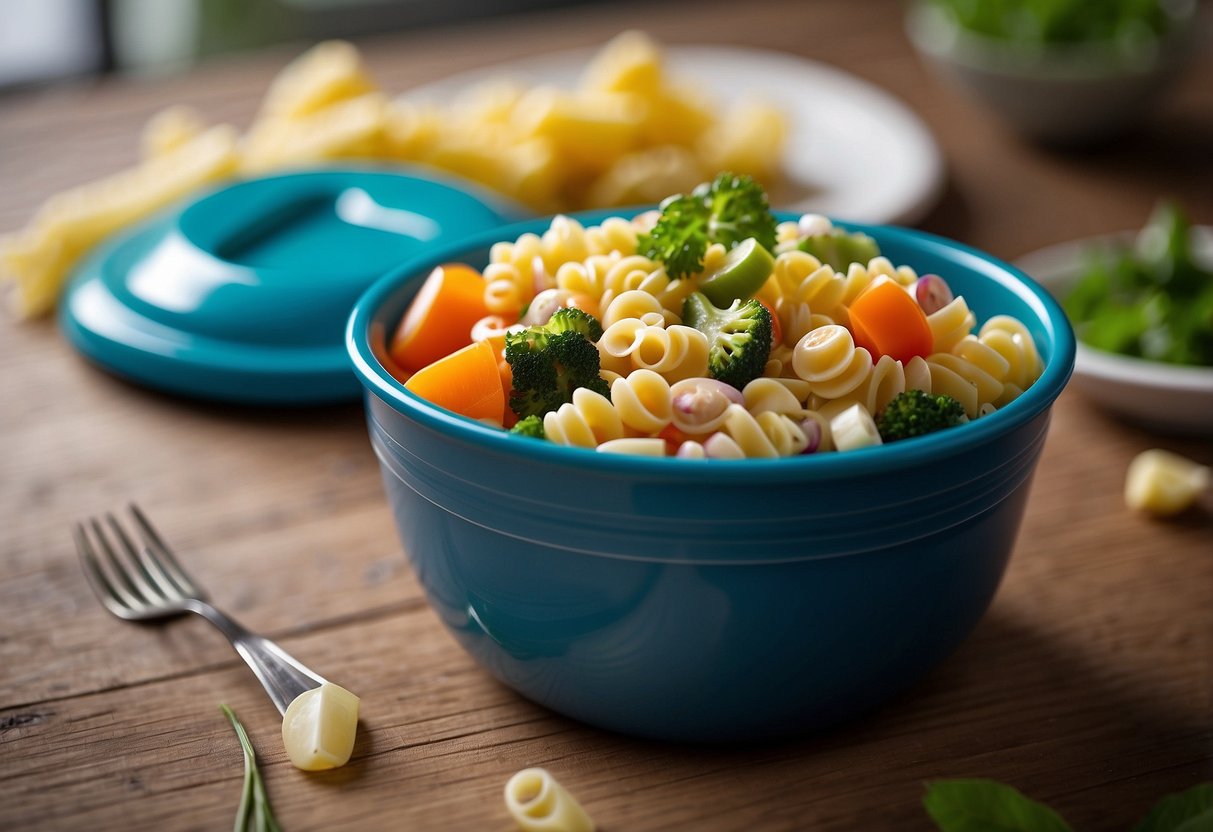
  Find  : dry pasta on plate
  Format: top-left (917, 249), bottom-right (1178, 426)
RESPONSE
top-left (389, 175), bottom-right (1043, 459)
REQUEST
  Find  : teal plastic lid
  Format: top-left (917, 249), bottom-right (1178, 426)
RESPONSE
top-left (60, 168), bottom-right (516, 404)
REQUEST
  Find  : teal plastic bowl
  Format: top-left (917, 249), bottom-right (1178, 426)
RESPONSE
top-left (347, 212), bottom-right (1075, 742)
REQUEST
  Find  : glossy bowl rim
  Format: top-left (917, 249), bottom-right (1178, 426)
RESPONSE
top-left (347, 211), bottom-right (1076, 484)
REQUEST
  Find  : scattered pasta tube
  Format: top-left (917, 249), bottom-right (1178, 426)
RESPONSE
top-left (504, 768), bottom-right (596, 832)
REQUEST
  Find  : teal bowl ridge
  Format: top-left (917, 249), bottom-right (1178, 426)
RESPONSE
top-left (347, 211), bottom-right (1076, 742)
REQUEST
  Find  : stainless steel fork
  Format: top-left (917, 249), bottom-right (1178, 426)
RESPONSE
top-left (74, 504), bottom-right (326, 715)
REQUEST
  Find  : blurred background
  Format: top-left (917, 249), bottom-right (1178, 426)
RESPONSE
top-left (1, 0), bottom-right (616, 86)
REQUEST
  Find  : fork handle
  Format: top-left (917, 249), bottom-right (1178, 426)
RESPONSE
top-left (187, 600), bottom-right (327, 715)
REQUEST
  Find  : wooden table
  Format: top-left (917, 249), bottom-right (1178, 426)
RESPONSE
top-left (3, 1), bottom-right (1211, 829)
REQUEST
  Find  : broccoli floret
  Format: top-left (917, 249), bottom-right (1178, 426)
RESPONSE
top-left (505, 311), bottom-right (611, 419)
top-left (876, 390), bottom-right (967, 442)
top-left (544, 306), bottom-right (604, 342)
top-left (797, 229), bottom-right (881, 272)
top-left (639, 172), bottom-right (778, 279)
top-left (509, 414), bottom-right (546, 439)
top-left (681, 291), bottom-right (772, 390)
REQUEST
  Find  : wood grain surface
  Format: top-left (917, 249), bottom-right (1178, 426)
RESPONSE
top-left (2, 1), bottom-right (1211, 829)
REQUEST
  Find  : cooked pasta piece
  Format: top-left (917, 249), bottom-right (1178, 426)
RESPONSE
top-left (610, 369), bottom-right (673, 434)
top-left (597, 318), bottom-right (709, 382)
top-left (928, 352), bottom-right (1004, 415)
top-left (584, 215), bottom-right (640, 257)
top-left (504, 768), bottom-right (596, 832)
top-left (600, 289), bottom-right (667, 330)
top-left (543, 389), bottom-right (623, 448)
top-left (979, 315), bottom-right (1043, 391)
top-left (742, 377), bottom-right (805, 416)
top-left (716, 404), bottom-right (809, 458)
top-left (926, 295), bottom-right (977, 354)
top-left (791, 324), bottom-right (873, 399)
top-left (555, 253), bottom-right (619, 301)
top-left (597, 437), bottom-right (667, 456)
top-left (470, 314), bottom-right (518, 343)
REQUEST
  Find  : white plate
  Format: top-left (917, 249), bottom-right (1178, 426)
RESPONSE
top-left (401, 44), bottom-right (945, 225)
top-left (1017, 229), bottom-right (1213, 436)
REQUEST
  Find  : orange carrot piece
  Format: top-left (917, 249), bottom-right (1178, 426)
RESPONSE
top-left (847, 279), bottom-right (933, 363)
top-left (391, 263), bottom-right (489, 374)
top-left (404, 339), bottom-right (504, 425)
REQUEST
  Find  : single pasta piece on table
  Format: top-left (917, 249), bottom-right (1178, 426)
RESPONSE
top-left (1124, 449), bottom-right (1210, 517)
top-left (281, 683), bottom-right (360, 771)
top-left (504, 768), bottom-right (596, 832)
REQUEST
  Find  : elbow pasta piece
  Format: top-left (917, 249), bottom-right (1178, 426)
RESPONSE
top-left (926, 295), bottom-right (977, 354)
top-left (543, 389), bottom-right (623, 448)
top-left (791, 324), bottom-right (873, 399)
top-left (742, 377), bottom-right (805, 416)
top-left (504, 768), bottom-right (596, 832)
top-left (610, 369), bottom-right (673, 434)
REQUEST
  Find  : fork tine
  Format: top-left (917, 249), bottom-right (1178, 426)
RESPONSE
top-left (129, 503), bottom-right (205, 599)
top-left (105, 513), bottom-right (168, 597)
top-left (89, 518), bottom-right (151, 605)
top-left (74, 522), bottom-right (141, 615)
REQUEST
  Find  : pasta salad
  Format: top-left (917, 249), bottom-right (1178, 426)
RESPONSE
top-left (390, 175), bottom-right (1043, 459)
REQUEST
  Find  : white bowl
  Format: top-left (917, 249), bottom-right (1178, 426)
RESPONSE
top-left (1017, 229), bottom-right (1213, 435)
top-left (906, 1), bottom-right (1200, 145)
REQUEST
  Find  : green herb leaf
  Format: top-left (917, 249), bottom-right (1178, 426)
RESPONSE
top-left (1134, 783), bottom-right (1213, 832)
top-left (924, 779), bottom-right (1073, 832)
top-left (221, 704), bottom-right (284, 832)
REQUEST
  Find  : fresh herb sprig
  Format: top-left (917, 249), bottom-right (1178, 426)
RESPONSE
top-left (221, 704), bottom-right (283, 832)
top-left (638, 173), bottom-right (777, 279)
top-left (924, 778), bottom-right (1213, 832)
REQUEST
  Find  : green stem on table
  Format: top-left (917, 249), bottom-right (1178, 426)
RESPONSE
top-left (221, 704), bottom-right (283, 832)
